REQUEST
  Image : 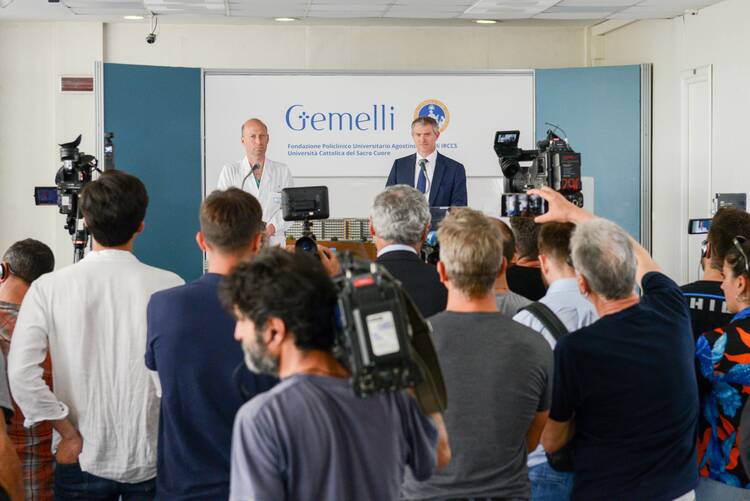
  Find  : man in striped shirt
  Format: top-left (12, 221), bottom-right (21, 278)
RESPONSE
top-left (0, 239), bottom-right (55, 501)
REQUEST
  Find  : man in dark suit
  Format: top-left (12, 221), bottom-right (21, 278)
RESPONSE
top-left (370, 185), bottom-right (448, 318)
top-left (385, 116), bottom-right (467, 207)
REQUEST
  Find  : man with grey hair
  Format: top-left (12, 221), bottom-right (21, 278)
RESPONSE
top-left (385, 116), bottom-right (467, 207)
top-left (402, 207), bottom-right (552, 500)
top-left (371, 185), bottom-right (447, 318)
top-left (0, 239), bottom-right (55, 501)
top-left (532, 187), bottom-right (698, 501)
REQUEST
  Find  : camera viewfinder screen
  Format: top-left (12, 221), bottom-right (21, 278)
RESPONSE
top-left (34, 187), bottom-right (58, 205)
top-left (497, 132), bottom-right (518, 144)
top-left (688, 218), bottom-right (712, 234)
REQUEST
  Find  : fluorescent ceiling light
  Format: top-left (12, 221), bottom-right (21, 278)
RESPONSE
top-left (124, 15), bottom-right (144, 19)
top-left (474, 19), bottom-right (497, 24)
top-left (274, 17), bottom-right (298, 21)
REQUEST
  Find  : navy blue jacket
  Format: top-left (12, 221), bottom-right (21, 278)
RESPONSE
top-left (385, 152), bottom-right (468, 207)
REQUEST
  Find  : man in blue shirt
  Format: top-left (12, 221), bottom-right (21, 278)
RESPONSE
top-left (220, 249), bottom-right (450, 501)
top-left (145, 188), bottom-right (277, 500)
top-left (533, 187), bottom-right (698, 501)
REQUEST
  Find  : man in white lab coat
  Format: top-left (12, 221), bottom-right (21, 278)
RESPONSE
top-left (217, 118), bottom-right (294, 247)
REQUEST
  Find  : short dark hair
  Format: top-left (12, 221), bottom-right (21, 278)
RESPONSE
top-left (488, 218), bottom-right (515, 264)
top-left (201, 188), bottom-right (263, 252)
top-left (708, 207), bottom-right (750, 270)
top-left (510, 216), bottom-right (540, 259)
top-left (220, 248), bottom-right (338, 352)
top-left (538, 222), bottom-right (576, 267)
top-left (79, 171), bottom-right (148, 247)
top-left (2, 239), bottom-right (54, 283)
top-left (725, 237), bottom-right (750, 280)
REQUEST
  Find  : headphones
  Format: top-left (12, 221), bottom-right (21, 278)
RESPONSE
top-left (701, 240), bottom-right (708, 260)
top-left (0, 261), bottom-right (12, 281)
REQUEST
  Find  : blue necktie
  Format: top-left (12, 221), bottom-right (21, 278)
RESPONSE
top-left (417, 159), bottom-right (427, 194)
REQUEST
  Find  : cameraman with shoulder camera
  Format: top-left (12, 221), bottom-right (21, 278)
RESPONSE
top-left (220, 249), bottom-right (450, 501)
top-left (8, 171), bottom-right (184, 499)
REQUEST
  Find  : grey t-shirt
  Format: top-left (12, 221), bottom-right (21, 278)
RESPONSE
top-left (496, 291), bottom-right (532, 317)
top-left (402, 311), bottom-right (553, 500)
top-left (230, 373), bottom-right (438, 501)
top-left (0, 352), bottom-right (13, 424)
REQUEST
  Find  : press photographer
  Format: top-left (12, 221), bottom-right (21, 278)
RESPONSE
top-left (220, 249), bottom-right (450, 501)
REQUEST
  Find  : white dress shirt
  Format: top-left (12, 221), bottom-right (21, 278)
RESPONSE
top-left (8, 250), bottom-right (184, 482)
top-left (413, 150), bottom-right (438, 202)
top-left (217, 157), bottom-right (294, 247)
top-left (512, 277), bottom-right (598, 468)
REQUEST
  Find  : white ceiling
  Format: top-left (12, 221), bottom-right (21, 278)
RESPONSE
top-left (0, 0), bottom-right (727, 23)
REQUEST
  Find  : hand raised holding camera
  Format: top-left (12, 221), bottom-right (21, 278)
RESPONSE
top-left (527, 187), bottom-right (594, 225)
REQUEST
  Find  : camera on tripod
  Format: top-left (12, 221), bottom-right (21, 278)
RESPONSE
top-left (34, 134), bottom-right (115, 262)
top-left (333, 253), bottom-right (447, 414)
top-left (494, 127), bottom-right (583, 217)
top-left (282, 186), bottom-right (330, 255)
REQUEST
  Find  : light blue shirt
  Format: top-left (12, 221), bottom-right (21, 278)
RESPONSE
top-left (513, 277), bottom-right (598, 348)
top-left (513, 277), bottom-right (598, 468)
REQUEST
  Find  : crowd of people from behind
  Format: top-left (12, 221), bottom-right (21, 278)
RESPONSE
top-left (1, 167), bottom-right (750, 501)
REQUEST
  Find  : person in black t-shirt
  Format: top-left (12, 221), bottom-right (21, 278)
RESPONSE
top-left (507, 216), bottom-right (547, 301)
top-left (532, 187), bottom-right (699, 501)
top-left (680, 208), bottom-right (750, 339)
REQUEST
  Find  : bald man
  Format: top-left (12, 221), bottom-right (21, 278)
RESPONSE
top-left (217, 119), bottom-right (294, 247)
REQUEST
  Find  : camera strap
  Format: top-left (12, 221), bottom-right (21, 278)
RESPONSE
top-left (520, 302), bottom-right (570, 342)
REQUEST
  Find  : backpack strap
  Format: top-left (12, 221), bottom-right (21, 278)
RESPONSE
top-left (520, 302), bottom-right (570, 342)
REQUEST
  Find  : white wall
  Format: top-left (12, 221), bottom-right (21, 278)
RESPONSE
top-left (0, 20), bottom-right (585, 268)
top-left (593, 0), bottom-right (750, 281)
top-left (0, 22), bottom-right (102, 268)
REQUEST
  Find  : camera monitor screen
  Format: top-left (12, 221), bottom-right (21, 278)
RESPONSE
top-left (34, 187), bottom-right (58, 206)
top-left (282, 186), bottom-right (330, 221)
top-left (496, 131), bottom-right (519, 145)
top-left (688, 218), bottom-right (712, 234)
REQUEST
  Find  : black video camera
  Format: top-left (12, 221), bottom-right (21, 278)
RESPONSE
top-left (282, 186), bottom-right (330, 255)
top-left (34, 134), bottom-right (114, 262)
top-left (333, 254), bottom-right (447, 414)
top-left (494, 128), bottom-right (583, 217)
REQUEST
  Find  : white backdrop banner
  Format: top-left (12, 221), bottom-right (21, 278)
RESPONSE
top-left (203, 71), bottom-right (535, 193)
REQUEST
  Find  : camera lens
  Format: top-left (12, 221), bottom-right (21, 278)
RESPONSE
top-left (295, 236), bottom-right (318, 255)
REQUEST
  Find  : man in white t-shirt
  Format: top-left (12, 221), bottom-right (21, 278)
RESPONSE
top-left (217, 118), bottom-right (293, 247)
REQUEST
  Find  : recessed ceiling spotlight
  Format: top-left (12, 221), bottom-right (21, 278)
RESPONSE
top-left (474, 19), bottom-right (498, 24)
top-left (124, 15), bottom-right (144, 20)
top-left (274, 17), bottom-right (298, 22)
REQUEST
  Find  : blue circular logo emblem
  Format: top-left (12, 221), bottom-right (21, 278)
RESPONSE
top-left (414, 99), bottom-right (450, 133)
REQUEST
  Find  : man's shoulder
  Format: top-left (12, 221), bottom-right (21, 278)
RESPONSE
top-left (436, 152), bottom-right (464, 169)
top-left (394, 153), bottom-right (416, 165)
top-left (149, 276), bottom-right (213, 307)
top-left (680, 280), bottom-right (723, 296)
top-left (236, 376), bottom-right (322, 426)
